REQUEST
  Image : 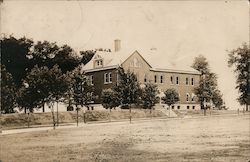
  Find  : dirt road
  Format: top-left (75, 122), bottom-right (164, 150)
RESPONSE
top-left (0, 115), bottom-right (249, 162)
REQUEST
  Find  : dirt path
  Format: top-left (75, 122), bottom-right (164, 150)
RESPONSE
top-left (0, 115), bottom-right (249, 162)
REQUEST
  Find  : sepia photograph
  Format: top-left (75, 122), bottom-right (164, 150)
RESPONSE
top-left (0, 0), bottom-right (249, 162)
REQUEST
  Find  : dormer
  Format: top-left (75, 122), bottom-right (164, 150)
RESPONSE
top-left (93, 54), bottom-right (103, 68)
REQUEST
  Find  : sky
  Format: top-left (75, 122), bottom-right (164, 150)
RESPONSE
top-left (1, 1), bottom-right (249, 109)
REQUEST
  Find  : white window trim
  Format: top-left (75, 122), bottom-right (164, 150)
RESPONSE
top-left (104, 72), bottom-right (112, 84)
top-left (109, 72), bottom-right (112, 83)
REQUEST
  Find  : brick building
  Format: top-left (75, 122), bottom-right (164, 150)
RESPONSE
top-left (81, 40), bottom-right (201, 110)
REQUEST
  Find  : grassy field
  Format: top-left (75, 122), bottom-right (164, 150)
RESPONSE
top-left (0, 114), bottom-right (249, 162)
top-left (0, 109), bottom-right (166, 130)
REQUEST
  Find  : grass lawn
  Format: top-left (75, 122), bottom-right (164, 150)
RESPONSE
top-left (0, 115), bottom-right (249, 162)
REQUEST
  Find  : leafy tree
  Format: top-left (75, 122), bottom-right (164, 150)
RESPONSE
top-left (141, 83), bottom-right (158, 112)
top-left (101, 89), bottom-right (120, 112)
top-left (192, 55), bottom-right (223, 111)
top-left (162, 89), bottom-right (179, 117)
top-left (69, 67), bottom-right (94, 125)
top-left (31, 41), bottom-right (81, 73)
top-left (212, 89), bottom-right (223, 109)
top-left (80, 50), bottom-right (96, 65)
top-left (162, 88), bottom-right (179, 107)
top-left (228, 43), bottom-right (250, 111)
top-left (1, 64), bottom-right (16, 113)
top-left (17, 65), bottom-right (71, 128)
top-left (113, 68), bottom-right (141, 123)
top-left (1, 36), bottom-right (33, 87)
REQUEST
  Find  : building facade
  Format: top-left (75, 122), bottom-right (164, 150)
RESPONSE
top-left (82, 40), bottom-right (201, 110)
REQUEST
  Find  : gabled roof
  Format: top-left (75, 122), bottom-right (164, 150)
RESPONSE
top-left (81, 48), bottom-right (201, 75)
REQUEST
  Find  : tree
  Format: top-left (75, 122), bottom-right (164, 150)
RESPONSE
top-left (69, 67), bottom-right (94, 125)
top-left (212, 89), bottom-right (223, 109)
top-left (80, 50), bottom-right (96, 65)
top-left (31, 41), bottom-right (81, 73)
top-left (1, 64), bottom-right (16, 113)
top-left (17, 65), bottom-right (71, 129)
top-left (101, 89), bottom-right (120, 111)
top-left (113, 68), bottom-right (141, 123)
top-left (141, 83), bottom-right (158, 113)
top-left (1, 36), bottom-right (33, 87)
top-left (162, 88), bottom-right (179, 116)
top-left (228, 43), bottom-right (250, 111)
top-left (192, 55), bottom-right (223, 112)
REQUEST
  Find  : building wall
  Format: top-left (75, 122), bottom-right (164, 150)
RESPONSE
top-left (121, 51), bottom-right (201, 109)
top-left (86, 68), bottom-right (118, 102)
top-left (85, 51), bottom-right (201, 109)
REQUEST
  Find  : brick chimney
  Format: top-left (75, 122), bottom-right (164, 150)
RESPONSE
top-left (114, 39), bottom-right (121, 52)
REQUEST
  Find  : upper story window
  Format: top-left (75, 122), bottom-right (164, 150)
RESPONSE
top-left (95, 59), bottom-right (103, 68)
top-left (130, 58), bottom-right (141, 68)
top-left (134, 58), bottom-right (141, 67)
top-left (186, 77), bottom-right (189, 85)
top-left (104, 72), bottom-right (112, 84)
top-left (191, 78), bottom-right (194, 85)
top-left (160, 75), bottom-right (164, 83)
top-left (154, 75), bottom-right (157, 83)
top-left (176, 76), bottom-right (179, 85)
top-left (170, 76), bottom-right (174, 84)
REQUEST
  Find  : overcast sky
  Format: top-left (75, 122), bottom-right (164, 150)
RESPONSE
top-left (1, 1), bottom-right (249, 109)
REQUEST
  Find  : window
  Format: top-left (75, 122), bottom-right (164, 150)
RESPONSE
top-left (172, 105), bottom-right (174, 109)
top-left (133, 58), bottom-right (141, 67)
top-left (176, 76), bottom-right (179, 84)
top-left (104, 73), bottom-right (108, 83)
top-left (104, 72), bottom-right (112, 84)
top-left (95, 59), bottom-right (103, 68)
top-left (186, 93), bottom-right (190, 102)
top-left (191, 93), bottom-right (195, 102)
top-left (191, 78), bottom-right (194, 85)
top-left (89, 75), bottom-right (93, 85)
top-left (187, 106), bottom-right (190, 109)
top-left (144, 74), bottom-right (147, 83)
top-left (154, 75), bottom-right (157, 83)
top-left (192, 106), bottom-right (195, 109)
top-left (110, 73), bottom-right (113, 82)
top-left (171, 76), bottom-right (173, 84)
top-left (177, 106), bottom-right (180, 109)
top-left (160, 75), bottom-right (164, 83)
top-left (186, 77), bottom-right (189, 85)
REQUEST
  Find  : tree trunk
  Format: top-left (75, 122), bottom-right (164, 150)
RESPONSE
top-left (57, 102), bottom-right (59, 126)
top-left (169, 105), bottom-right (171, 117)
top-left (150, 107), bottom-right (152, 119)
top-left (129, 104), bottom-right (132, 124)
top-left (246, 104), bottom-right (249, 111)
top-left (42, 104), bottom-right (45, 112)
top-left (27, 112), bottom-right (30, 128)
top-left (50, 104), bottom-right (56, 130)
top-left (76, 106), bottom-right (79, 127)
top-left (109, 107), bottom-right (111, 122)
